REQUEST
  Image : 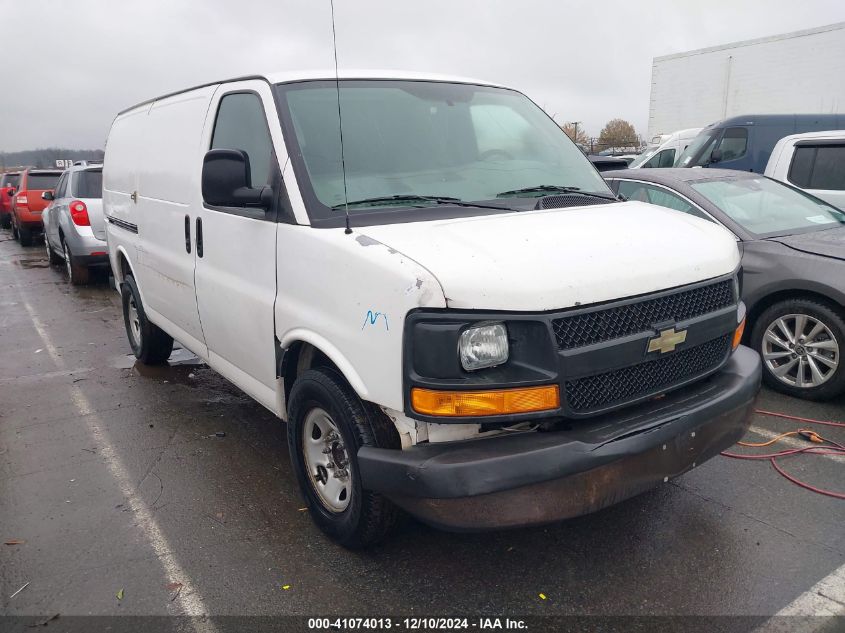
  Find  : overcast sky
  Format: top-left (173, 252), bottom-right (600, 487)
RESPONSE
top-left (2, 0), bottom-right (844, 152)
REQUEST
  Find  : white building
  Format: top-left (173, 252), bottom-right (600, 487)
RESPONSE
top-left (647, 22), bottom-right (845, 140)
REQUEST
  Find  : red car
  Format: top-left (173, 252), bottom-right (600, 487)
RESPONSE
top-left (0, 171), bottom-right (21, 229)
top-left (11, 168), bottom-right (62, 245)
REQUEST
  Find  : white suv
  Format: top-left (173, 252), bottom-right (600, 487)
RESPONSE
top-left (765, 130), bottom-right (845, 209)
top-left (104, 71), bottom-right (761, 547)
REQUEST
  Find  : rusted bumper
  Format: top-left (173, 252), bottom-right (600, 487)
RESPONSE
top-left (358, 346), bottom-right (761, 531)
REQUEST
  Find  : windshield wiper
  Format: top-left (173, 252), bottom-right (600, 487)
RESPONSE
top-left (496, 185), bottom-right (619, 201)
top-left (332, 194), bottom-right (514, 211)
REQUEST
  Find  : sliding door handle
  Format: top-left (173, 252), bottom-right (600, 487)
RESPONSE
top-left (184, 215), bottom-right (191, 253)
top-left (196, 217), bottom-right (203, 258)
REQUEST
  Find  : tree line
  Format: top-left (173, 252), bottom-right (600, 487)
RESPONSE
top-left (560, 119), bottom-right (642, 153)
top-left (0, 148), bottom-right (105, 170)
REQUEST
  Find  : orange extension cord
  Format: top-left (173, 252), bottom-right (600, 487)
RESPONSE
top-left (721, 409), bottom-right (845, 500)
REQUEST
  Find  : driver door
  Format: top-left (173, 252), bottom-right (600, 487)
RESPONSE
top-left (194, 81), bottom-right (286, 413)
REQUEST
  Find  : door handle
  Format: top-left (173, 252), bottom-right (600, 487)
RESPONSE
top-left (196, 217), bottom-right (203, 258)
top-left (184, 215), bottom-right (191, 253)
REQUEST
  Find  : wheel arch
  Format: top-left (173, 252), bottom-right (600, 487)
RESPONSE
top-left (746, 286), bottom-right (845, 342)
top-left (278, 331), bottom-right (370, 409)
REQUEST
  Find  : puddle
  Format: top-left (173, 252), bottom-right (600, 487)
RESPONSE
top-left (112, 347), bottom-right (206, 386)
top-left (15, 259), bottom-right (50, 269)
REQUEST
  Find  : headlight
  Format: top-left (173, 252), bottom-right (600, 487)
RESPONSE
top-left (458, 323), bottom-right (508, 371)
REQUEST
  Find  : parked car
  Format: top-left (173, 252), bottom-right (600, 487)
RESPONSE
top-left (588, 155), bottom-right (630, 172)
top-left (42, 163), bottom-right (108, 285)
top-left (606, 168), bottom-right (845, 400)
top-left (765, 130), bottom-right (845, 210)
top-left (10, 168), bottom-right (62, 245)
top-left (0, 171), bottom-right (21, 228)
top-left (628, 127), bottom-right (702, 169)
top-left (676, 114), bottom-right (845, 173)
top-left (104, 71), bottom-right (759, 546)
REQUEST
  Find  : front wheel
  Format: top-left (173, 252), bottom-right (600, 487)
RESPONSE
top-left (45, 236), bottom-right (62, 265)
top-left (287, 367), bottom-right (402, 548)
top-left (751, 298), bottom-right (845, 400)
top-left (121, 274), bottom-right (174, 364)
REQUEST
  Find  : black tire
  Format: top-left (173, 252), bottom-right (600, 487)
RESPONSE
top-left (45, 236), bottom-right (62, 265)
top-left (62, 240), bottom-right (90, 286)
top-left (751, 298), bottom-right (845, 400)
top-left (0, 213), bottom-right (9, 229)
top-left (121, 274), bottom-right (174, 365)
top-left (18, 225), bottom-right (33, 247)
top-left (287, 367), bottom-right (402, 548)
top-left (10, 216), bottom-right (18, 239)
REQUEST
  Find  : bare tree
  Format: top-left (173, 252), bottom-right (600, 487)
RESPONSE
top-left (560, 122), bottom-right (589, 146)
top-left (598, 119), bottom-right (638, 150)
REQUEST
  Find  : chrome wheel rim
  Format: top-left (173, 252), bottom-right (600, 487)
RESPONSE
top-left (762, 313), bottom-right (839, 388)
top-left (45, 237), bottom-right (51, 261)
top-left (302, 407), bottom-right (351, 512)
top-left (127, 294), bottom-right (142, 348)
top-left (63, 243), bottom-right (72, 280)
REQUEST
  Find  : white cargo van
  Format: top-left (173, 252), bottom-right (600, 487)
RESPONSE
top-left (628, 128), bottom-right (702, 169)
top-left (104, 71), bottom-right (760, 547)
top-left (765, 130), bottom-right (845, 209)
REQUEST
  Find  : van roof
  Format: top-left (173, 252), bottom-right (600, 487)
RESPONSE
top-left (706, 113), bottom-right (845, 128)
top-left (118, 69), bottom-right (504, 116)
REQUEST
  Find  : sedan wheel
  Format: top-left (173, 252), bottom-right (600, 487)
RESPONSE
top-left (763, 313), bottom-right (839, 388)
top-left (752, 298), bottom-right (845, 400)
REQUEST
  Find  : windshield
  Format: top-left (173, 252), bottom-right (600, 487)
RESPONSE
top-left (72, 170), bottom-right (103, 199)
top-left (275, 80), bottom-right (612, 221)
top-left (690, 176), bottom-right (845, 236)
top-left (676, 129), bottom-right (719, 167)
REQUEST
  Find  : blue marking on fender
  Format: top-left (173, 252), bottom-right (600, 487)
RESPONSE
top-left (362, 310), bottom-right (389, 331)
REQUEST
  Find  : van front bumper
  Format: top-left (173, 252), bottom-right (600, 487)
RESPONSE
top-left (358, 346), bottom-right (761, 531)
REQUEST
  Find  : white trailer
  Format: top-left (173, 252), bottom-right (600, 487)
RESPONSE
top-left (647, 22), bottom-right (845, 140)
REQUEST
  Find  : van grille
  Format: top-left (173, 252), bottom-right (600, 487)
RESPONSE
top-left (552, 280), bottom-right (734, 350)
top-left (564, 335), bottom-right (731, 413)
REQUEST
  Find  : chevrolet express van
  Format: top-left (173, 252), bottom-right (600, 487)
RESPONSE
top-left (104, 71), bottom-right (761, 547)
top-left (677, 114), bottom-right (845, 173)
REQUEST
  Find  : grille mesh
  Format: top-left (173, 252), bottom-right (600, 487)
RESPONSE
top-left (536, 194), bottom-right (612, 209)
top-left (565, 335), bottom-right (731, 413)
top-left (553, 280), bottom-right (734, 350)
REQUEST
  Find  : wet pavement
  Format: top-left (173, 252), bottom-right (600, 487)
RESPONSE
top-left (1, 231), bottom-right (844, 624)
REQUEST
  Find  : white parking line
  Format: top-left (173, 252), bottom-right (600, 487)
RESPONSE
top-left (755, 564), bottom-right (845, 631)
top-left (20, 297), bottom-right (214, 623)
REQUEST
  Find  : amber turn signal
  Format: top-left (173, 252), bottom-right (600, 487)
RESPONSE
top-left (411, 385), bottom-right (560, 417)
top-left (732, 317), bottom-right (746, 351)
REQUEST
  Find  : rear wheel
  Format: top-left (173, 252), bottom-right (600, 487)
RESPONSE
top-left (45, 236), bottom-right (62, 265)
top-left (287, 367), bottom-right (402, 548)
top-left (121, 274), bottom-right (174, 364)
top-left (62, 240), bottom-right (90, 285)
top-left (751, 298), bottom-right (845, 400)
top-left (18, 225), bottom-right (33, 246)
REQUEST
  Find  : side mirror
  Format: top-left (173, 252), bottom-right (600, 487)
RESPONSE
top-left (6, 189), bottom-right (14, 197)
top-left (201, 149), bottom-right (273, 209)
top-left (41, 191), bottom-right (54, 201)
top-left (709, 148), bottom-right (723, 164)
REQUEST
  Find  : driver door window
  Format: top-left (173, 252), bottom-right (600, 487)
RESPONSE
top-left (210, 92), bottom-right (273, 188)
top-left (716, 127), bottom-right (748, 162)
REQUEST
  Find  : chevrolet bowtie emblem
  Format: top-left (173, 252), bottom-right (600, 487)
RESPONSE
top-left (647, 327), bottom-right (688, 354)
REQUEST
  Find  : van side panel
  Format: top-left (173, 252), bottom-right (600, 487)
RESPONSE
top-left (135, 87), bottom-right (216, 355)
top-left (103, 105), bottom-right (150, 293)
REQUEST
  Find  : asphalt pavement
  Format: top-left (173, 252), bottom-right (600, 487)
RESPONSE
top-left (1, 231), bottom-right (844, 630)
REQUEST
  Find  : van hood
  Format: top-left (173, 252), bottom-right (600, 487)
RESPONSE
top-left (357, 201), bottom-right (740, 311)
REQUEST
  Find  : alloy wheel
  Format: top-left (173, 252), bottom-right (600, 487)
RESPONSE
top-left (127, 294), bottom-right (142, 349)
top-left (63, 242), bottom-right (73, 281)
top-left (762, 313), bottom-right (840, 388)
top-left (302, 407), bottom-right (352, 512)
